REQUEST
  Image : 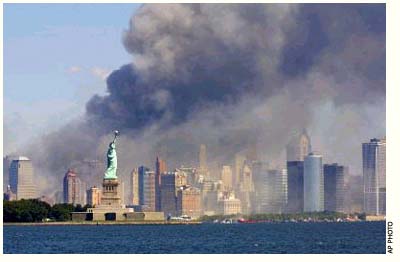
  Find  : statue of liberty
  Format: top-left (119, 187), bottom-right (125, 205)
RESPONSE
top-left (104, 130), bottom-right (119, 179)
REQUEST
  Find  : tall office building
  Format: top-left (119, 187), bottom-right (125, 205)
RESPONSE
top-left (200, 179), bottom-right (220, 215)
top-left (87, 186), bottom-right (101, 206)
top-left (324, 163), bottom-right (345, 212)
top-left (363, 138), bottom-right (386, 215)
top-left (161, 172), bottom-right (178, 217)
top-left (286, 129), bottom-right (312, 162)
top-left (240, 162), bottom-right (254, 192)
top-left (138, 166), bottom-right (156, 211)
top-left (9, 157), bottom-right (37, 200)
top-left (253, 166), bottom-right (287, 214)
top-left (177, 186), bottom-right (202, 218)
top-left (176, 166), bottom-right (197, 186)
top-left (277, 168), bottom-right (288, 212)
top-left (220, 165), bottom-right (233, 191)
top-left (199, 144), bottom-right (207, 170)
top-left (131, 168), bottom-right (139, 205)
top-left (234, 153), bottom-right (246, 188)
top-left (304, 153), bottom-right (324, 212)
top-left (155, 157), bottom-right (167, 211)
top-left (286, 161), bottom-right (304, 213)
top-left (63, 169), bottom-right (84, 205)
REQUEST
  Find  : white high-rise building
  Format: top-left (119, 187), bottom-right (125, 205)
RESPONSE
top-left (304, 153), bottom-right (324, 212)
top-left (287, 129), bottom-right (312, 162)
top-left (9, 156), bottom-right (37, 200)
top-left (220, 165), bottom-right (233, 191)
top-left (199, 144), bottom-right (207, 170)
top-left (363, 138), bottom-right (386, 215)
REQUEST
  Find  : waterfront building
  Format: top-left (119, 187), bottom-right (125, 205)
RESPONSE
top-left (176, 166), bottom-right (198, 186)
top-left (177, 186), bottom-right (202, 218)
top-left (141, 168), bottom-right (156, 211)
top-left (304, 153), bottom-right (324, 212)
top-left (286, 129), bottom-right (312, 162)
top-left (198, 144), bottom-right (210, 180)
top-left (253, 165), bottom-right (287, 214)
top-left (324, 163), bottom-right (345, 212)
top-left (363, 137), bottom-right (386, 215)
top-left (63, 169), bottom-right (84, 205)
top-left (159, 171), bottom-right (188, 217)
top-left (234, 153), bottom-right (246, 188)
top-left (219, 192), bottom-right (242, 215)
top-left (155, 157), bottom-right (167, 211)
top-left (87, 186), bottom-right (101, 206)
top-left (199, 144), bottom-right (207, 170)
top-left (131, 168), bottom-right (139, 205)
top-left (201, 179), bottom-right (221, 215)
top-left (286, 161), bottom-right (304, 213)
top-left (239, 161), bottom-right (254, 192)
top-left (273, 168), bottom-right (288, 213)
top-left (9, 156), bottom-right (37, 200)
top-left (220, 165), bottom-right (233, 191)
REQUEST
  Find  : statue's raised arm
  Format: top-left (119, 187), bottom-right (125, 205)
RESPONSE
top-left (104, 130), bottom-right (119, 180)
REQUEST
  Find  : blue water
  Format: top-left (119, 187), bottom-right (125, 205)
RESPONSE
top-left (3, 222), bottom-right (385, 254)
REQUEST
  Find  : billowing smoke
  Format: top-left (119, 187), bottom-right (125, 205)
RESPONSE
top-left (18, 3), bottom-right (384, 198)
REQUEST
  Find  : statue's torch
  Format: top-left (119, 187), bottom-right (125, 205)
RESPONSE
top-left (113, 130), bottom-right (120, 143)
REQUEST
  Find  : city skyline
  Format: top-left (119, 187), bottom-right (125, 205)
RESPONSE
top-left (4, 135), bottom-right (385, 217)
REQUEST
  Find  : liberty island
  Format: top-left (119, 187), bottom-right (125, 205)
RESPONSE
top-left (71, 131), bottom-right (164, 222)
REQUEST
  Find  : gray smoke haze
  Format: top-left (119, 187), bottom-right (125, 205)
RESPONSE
top-left (17, 3), bottom-right (384, 197)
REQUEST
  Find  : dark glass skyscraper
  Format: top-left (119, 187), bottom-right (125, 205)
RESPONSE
top-left (324, 163), bottom-right (345, 212)
top-left (363, 138), bottom-right (386, 215)
top-left (286, 161), bottom-right (304, 213)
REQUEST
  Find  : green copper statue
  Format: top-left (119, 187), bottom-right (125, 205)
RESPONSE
top-left (104, 130), bottom-right (119, 180)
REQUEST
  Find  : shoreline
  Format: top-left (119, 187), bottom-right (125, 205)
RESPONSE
top-left (3, 221), bottom-right (202, 226)
top-left (3, 220), bottom-right (385, 226)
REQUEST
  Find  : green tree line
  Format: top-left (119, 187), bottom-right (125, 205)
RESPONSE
top-left (3, 199), bottom-right (91, 222)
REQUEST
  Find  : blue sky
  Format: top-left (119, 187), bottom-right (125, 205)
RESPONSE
top-left (3, 4), bottom-right (141, 153)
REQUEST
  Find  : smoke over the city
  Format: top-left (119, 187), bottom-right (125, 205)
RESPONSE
top-left (18, 4), bottom-right (384, 197)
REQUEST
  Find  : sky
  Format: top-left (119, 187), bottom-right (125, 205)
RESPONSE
top-left (3, 3), bottom-right (141, 153)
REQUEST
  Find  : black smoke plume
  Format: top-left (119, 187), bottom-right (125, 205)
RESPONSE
top-left (19, 4), bottom-right (385, 198)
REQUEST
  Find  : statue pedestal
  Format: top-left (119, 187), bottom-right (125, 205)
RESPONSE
top-left (100, 178), bottom-right (122, 207)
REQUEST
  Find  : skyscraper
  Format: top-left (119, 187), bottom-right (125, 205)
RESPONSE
top-left (161, 172), bottom-right (177, 217)
top-left (234, 153), bottom-right (246, 188)
top-left (304, 153), bottom-right (324, 212)
top-left (9, 156), bottom-right (37, 200)
top-left (363, 138), bottom-right (386, 215)
top-left (286, 161), bottom-right (304, 213)
top-left (286, 129), bottom-right (312, 162)
top-left (240, 161), bottom-right (254, 192)
top-left (220, 165), bottom-right (233, 191)
top-left (138, 166), bottom-right (156, 211)
top-left (131, 168), bottom-right (139, 205)
top-left (324, 163), bottom-right (345, 212)
top-left (63, 169), bottom-right (84, 205)
top-left (155, 157), bottom-right (167, 211)
top-left (199, 144), bottom-right (207, 170)
top-left (177, 186), bottom-right (202, 218)
top-left (253, 166), bottom-right (287, 214)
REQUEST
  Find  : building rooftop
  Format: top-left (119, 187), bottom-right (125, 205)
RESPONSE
top-left (14, 156), bottom-right (30, 161)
